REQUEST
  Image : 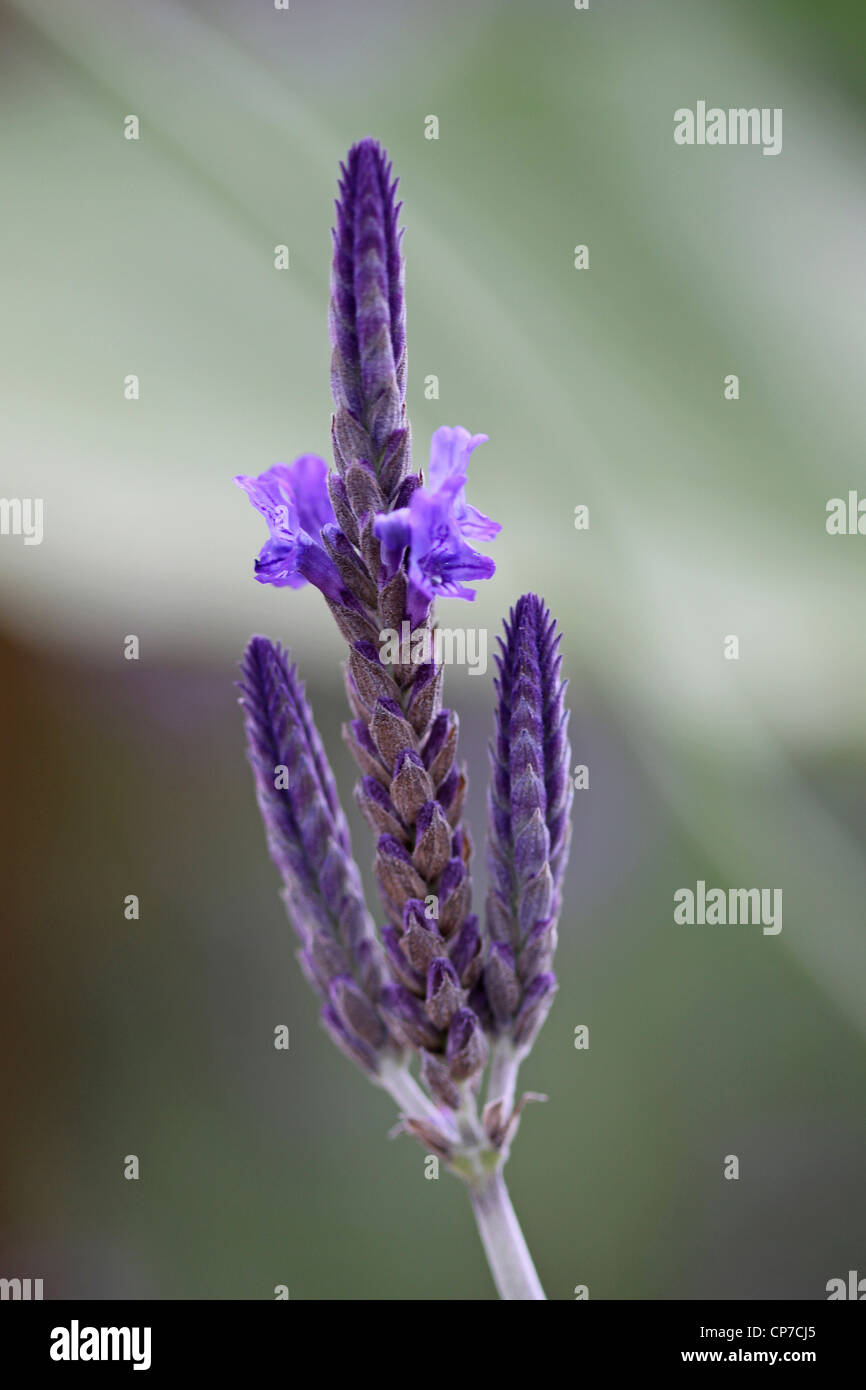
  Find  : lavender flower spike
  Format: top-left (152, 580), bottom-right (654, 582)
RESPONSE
top-left (234, 140), bottom-right (560, 1300)
top-left (239, 637), bottom-right (392, 1070)
top-left (485, 596), bottom-right (573, 1113)
top-left (240, 636), bottom-right (456, 1127)
top-left (330, 138), bottom-right (410, 503)
top-left (321, 142), bottom-right (494, 1101)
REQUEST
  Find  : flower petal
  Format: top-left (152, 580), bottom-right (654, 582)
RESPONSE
top-left (237, 458), bottom-right (341, 598)
top-left (455, 500), bottom-right (501, 542)
top-left (283, 454), bottom-right (335, 537)
top-left (253, 536), bottom-right (308, 588)
top-left (427, 427), bottom-right (488, 494)
top-left (373, 507), bottom-right (412, 577)
top-left (235, 468), bottom-right (297, 536)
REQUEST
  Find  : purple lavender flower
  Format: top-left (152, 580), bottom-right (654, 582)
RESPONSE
top-left (375, 426), bottom-right (500, 624)
top-left (278, 138), bottom-right (499, 1096)
top-left (427, 426), bottom-right (501, 541)
top-left (330, 138), bottom-right (408, 499)
top-left (235, 455), bottom-right (344, 601)
top-left (236, 144), bottom-right (499, 1100)
top-left (485, 595), bottom-right (573, 1051)
top-left (235, 140), bottom-right (565, 1300)
top-left (239, 635), bottom-right (396, 1075)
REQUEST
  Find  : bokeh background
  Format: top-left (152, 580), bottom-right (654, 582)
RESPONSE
top-left (2, 0), bottom-right (865, 1300)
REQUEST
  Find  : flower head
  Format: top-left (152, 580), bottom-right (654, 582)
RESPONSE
top-left (239, 636), bottom-right (397, 1074)
top-left (330, 138), bottom-right (409, 498)
top-left (235, 454), bottom-right (343, 601)
top-left (375, 426), bottom-right (500, 624)
top-left (485, 595), bottom-right (573, 1050)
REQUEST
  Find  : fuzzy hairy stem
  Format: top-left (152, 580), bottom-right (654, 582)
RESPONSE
top-left (486, 1036), bottom-right (525, 1115)
top-left (377, 1057), bottom-right (460, 1140)
top-left (469, 1171), bottom-right (546, 1301)
top-left (385, 1056), bottom-right (546, 1301)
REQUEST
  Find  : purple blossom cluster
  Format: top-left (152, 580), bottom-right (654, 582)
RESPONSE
top-left (236, 140), bottom-right (572, 1156)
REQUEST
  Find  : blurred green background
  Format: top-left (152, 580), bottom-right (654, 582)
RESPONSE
top-left (2, 0), bottom-right (865, 1299)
